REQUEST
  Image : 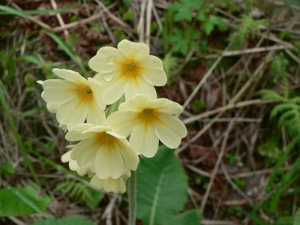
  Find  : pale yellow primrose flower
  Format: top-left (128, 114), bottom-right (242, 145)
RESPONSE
top-left (65, 123), bottom-right (139, 179)
top-left (88, 39), bottom-right (167, 104)
top-left (90, 175), bottom-right (127, 193)
top-left (38, 69), bottom-right (106, 129)
top-left (61, 149), bottom-right (91, 176)
top-left (106, 94), bottom-right (187, 158)
top-left (62, 150), bottom-right (127, 193)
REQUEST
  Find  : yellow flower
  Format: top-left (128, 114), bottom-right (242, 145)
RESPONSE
top-left (61, 149), bottom-right (92, 176)
top-left (88, 39), bottom-right (167, 104)
top-left (38, 69), bottom-right (106, 129)
top-left (65, 123), bottom-right (139, 179)
top-left (62, 149), bottom-right (128, 193)
top-left (90, 175), bottom-right (127, 193)
top-left (106, 94), bottom-right (187, 157)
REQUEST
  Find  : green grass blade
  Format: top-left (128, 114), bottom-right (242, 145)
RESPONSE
top-left (42, 30), bottom-right (87, 76)
top-left (0, 81), bottom-right (40, 186)
top-left (0, 5), bottom-right (74, 15)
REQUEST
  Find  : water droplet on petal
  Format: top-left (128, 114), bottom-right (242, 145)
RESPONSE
top-left (104, 73), bottom-right (113, 81)
top-left (108, 56), bottom-right (114, 64)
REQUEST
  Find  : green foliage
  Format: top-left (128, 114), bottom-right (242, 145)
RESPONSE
top-left (229, 15), bottom-right (268, 50)
top-left (42, 30), bottom-right (87, 76)
top-left (32, 216), bottom-right (95, 225)
top-left (295, 209), bottom-right (300, 225)
top-left (167, 0), bottom-right (227, 55)
top-left (197, 13), bottom-right (228, 35)
top-left (0, 162), bottom-right (16, 175)
top-left (257, 140), bottom-right (280, 161)
top-left (193, 100), bottom-right (206, 112)
top-left (225, 153), bottom-right (239, 164)
top-left (163, 209), bottom-right (201, 225)
top-left (54, 179), bottom-right (104, 209)
top-left (169, 28), bottom-right (201, 55)
top-left (123, 10), bottom-right (135, 21)
top-left (267, 53), bottom-right (289, 83)
top-left (162, 52), bottom-right (179, 85)
top-left (136, 146), bottom-right (189, 225)
top-left (265, 138), bottom-right (300, 214)
top-left (168, 0), bottom-right (202, 22)
top-left (259, 89), bottom-right (300, 138)
top-left (0, 185), bottom-right (51, 216)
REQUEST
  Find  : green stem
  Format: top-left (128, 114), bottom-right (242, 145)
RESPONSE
top-left (186, 0), bottom-right (208, 56)
top-left (128, 170), bottom-right (136, 225)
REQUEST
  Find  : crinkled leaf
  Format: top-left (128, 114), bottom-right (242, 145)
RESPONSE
top-left (0, 185), bottom-right (51, 216)
top-left (137, 146), bottom-right (188, 225)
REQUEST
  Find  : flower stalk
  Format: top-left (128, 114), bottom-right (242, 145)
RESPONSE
top-left (128, 170), bottom-right (136, 225)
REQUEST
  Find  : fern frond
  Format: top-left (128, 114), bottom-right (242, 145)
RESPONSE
top-left (275, 103), bottom-right (300, 137)
top-left (162, 52), bottom-right (179, 86)
top-left (268, 53), bottom-right (288, 83)
top-left (229, 14), bottom-right (267, 49)
top-left (258, 89), bottom-right (287, 102)
top-left (270, 103), bottom-right (294, 118)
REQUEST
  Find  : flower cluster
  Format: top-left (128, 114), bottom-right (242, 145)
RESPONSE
top-left (38, 39), bottom-right (187, 193)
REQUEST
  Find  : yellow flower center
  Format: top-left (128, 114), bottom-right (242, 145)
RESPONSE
top-left (76, 84), bottom-right (93, 105)
top-left (139, 108), bottom-right (158, 123)
top-left (120, 58), bottom-right (143, 79)
top-left (98, 132), bottom-right (118, 149)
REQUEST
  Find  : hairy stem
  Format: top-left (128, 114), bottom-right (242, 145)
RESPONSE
top-left (128, 170), bottom-right (136, 225)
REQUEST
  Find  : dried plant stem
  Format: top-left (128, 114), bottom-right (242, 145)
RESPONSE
top-left (128, 170), bottom-right (136, 225)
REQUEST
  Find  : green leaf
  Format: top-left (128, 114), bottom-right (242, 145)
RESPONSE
top-left (0, 162), bottom-right (15, 175)
top-left (163, 210), bottom-right (201, 225)
top-left (0, 185), bottom-right (51, 216)
top-left (32, 216), bottom-right (95, 225)
top-left (19, 55), bottom-right (43, 66)
top-left (203, 21), bottom-right (214, 35)
top-left (294, 209), bottom-right (300, 225)
top-left (137, 146), bottom-right (188, 225)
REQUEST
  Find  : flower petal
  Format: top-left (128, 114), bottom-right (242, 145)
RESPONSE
top-left (89, 47), bottom-right (122, 73)
top-left (86, 102), bottom-right (106, 126)
top-left (151, 98), bottom-right (183, 114)
top-left (65, 123), bottom-right (95, 141)
top-left (61, 150), bottom-right (72, 163)
top-left (130, 123), bottom-right (159, 157)
top-left (52, 68), bottom-right (87, 84)
top-left (106, 111), bottom-right (138, 137)
top-left (154, 114), bottom-right (187, 148)
top-left (90, 175), bottom-right (126, 193)
top-left (118, 39), bottom-right (149, 57)
top-left (102, 77), bottom-right (127, 105)
top-left (125, 78), bottom-right (157, 100)
top-left (140, 55), bottom-right (167, 86)
top-left (118, 94), bottom-right (151, 112)
top-left (88, 78), bottom-right (106, 110)
top-left (95, 144), bottom-right (124, 179)
top-left (117, 140), bottom-right (139, 170)
top-left (46, 103), bottom-right (59, 113)
top-left (56, 98), bottom-right (88, 128)
top-left (41, 80), bottom-right (76, 104)
top-left (71, 139), bottom-right (98, 168)
top-left (103, 177), bottom-right (126, 193)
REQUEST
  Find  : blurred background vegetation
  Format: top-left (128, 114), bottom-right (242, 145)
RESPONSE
top-left (1, 0), bottom-right (300, 224)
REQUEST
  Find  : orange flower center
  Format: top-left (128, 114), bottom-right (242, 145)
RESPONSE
top-left (120, 58), bottom-right (142, 79)
top-left (75, 84), bottom-right (93, 105)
